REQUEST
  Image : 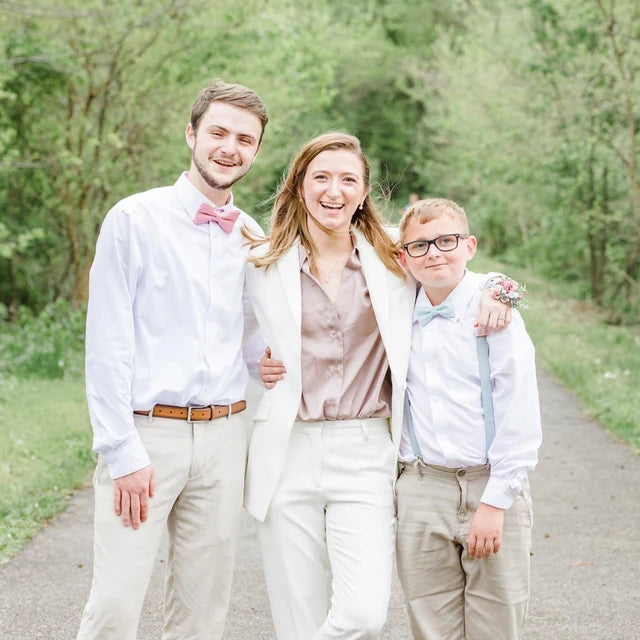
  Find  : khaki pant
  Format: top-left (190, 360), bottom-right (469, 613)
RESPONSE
top-left (396, 463), bottom-right (532, 640)
top-left (77, 412), bottom-right (248, 640)
top-left (257, 419), bottom-right (397, 640)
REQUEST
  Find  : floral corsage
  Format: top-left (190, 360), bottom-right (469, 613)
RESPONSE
top-left (486, 275), bottom-right (528, 308)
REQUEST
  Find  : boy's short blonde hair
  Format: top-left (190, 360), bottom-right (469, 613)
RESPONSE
top-left (399, 198), bottom-right (469, 241)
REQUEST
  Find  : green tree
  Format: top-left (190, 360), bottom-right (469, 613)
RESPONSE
top-left (412, 0), bottom-right (640, 321)
top-left (0, 0), bottom-right (474, 310)
top-left (1, 0), bottom-right (226, 306)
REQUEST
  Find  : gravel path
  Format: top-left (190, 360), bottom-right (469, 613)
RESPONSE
top-left (1, 367), bottom-right (639, 639)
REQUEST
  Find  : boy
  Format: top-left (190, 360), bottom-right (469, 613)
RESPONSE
top-left (396, 198), bottom-right (542, 640)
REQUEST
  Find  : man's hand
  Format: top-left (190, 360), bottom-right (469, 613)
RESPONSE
top-left (467, 503), bottom-right (505, 559)
top-left (113, 465), bottom-right (155, 529)
top-left (259, 346), bottom-right (286, 389)
top-left (475, 288), bottom-right (512, 336)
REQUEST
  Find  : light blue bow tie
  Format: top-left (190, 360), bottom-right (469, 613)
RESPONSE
top-left (416, 302), bottom-right (456, 327)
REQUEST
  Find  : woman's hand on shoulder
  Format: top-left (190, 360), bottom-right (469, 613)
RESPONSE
top-left (475, 289), bottom-right (512, 336)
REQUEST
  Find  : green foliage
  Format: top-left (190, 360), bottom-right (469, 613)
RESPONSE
top-left (0, 377), bottom-right (92, 562)
top-left (472, 250), bottom-right (640, 453)
top-left (1, 0), bottom-right (248, 306)
top-left (415, 0), bottom-right (640, 323)
top-left (0, 301), bottom-right (85, 379)
top-left (0, 16), bottom-right (69, 310)
top-left (1, 0), bottom-right (639, 324)
top-left (0, 0), bottom-right (456, 306)
top-left (0, 223), bottom-right (45, 260)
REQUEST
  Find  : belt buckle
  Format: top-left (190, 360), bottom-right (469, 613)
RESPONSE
top-left (187, 406), bottom-right (195, 423)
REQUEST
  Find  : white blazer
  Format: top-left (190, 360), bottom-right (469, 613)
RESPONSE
top-left (243, 229), bottom-right (416, 521)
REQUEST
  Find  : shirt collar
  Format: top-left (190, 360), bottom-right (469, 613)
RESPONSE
top-left (174, 172), bottom-right (236, 223)
top-left (413, 270), bottom-right (476, 324)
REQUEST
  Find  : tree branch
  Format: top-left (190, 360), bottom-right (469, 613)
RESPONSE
top-left (594, 0), bottom-right (640, 216)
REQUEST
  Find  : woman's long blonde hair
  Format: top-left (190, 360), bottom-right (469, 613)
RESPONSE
top-left (245, 132), bottom-right (404, 279)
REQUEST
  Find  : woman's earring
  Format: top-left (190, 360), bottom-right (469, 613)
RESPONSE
top-left (359, 203), bottom-right (363, 210)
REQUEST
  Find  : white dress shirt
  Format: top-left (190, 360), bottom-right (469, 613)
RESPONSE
top-left (399, 270), bottom-right (542, 509)
top-left (85, 173), bottom-right (264, 479)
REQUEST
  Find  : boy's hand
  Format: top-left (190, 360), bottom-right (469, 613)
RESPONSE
top-left (467, 503), bottom-right (505, 559)
top-left (259, 346), bottom-right (286, 389)
top-left (475, 288), bottom-right (511, 336)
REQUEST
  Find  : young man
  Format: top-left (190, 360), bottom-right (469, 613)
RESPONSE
top-left (396, 198), bottom-right (542, 640)
top-left (78, 80), bottom-right (268, 640)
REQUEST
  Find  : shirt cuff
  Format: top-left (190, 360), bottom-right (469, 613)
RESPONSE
top-left (480, 475), bottom-right (523, 509)
top-left (102, 433), bottom-right (151, 479)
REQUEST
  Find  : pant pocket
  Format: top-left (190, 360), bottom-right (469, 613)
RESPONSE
top-left (513, 491), bottom-right (533, 528)
top-left (92, 455), bottom-right (111, 486)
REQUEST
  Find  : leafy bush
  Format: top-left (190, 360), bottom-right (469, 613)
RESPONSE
top-left (0, 301), bottom-right (85, 379)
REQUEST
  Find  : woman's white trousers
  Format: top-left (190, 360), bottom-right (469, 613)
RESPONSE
top-left (257, 418), bottom-right (396, 640)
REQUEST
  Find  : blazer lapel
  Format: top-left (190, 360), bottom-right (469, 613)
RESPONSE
top-left (354, 229), bottom-right (390, 341)
top-left (276, 241), bottom-right (302, 330)
top-left (354, 229), bottom-right (416, 387)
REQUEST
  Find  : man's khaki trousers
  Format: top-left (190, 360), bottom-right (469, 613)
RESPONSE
top-left (396, 463), bottom-right (532, 640)
top-left (77, 412), bottom-right (248, 640)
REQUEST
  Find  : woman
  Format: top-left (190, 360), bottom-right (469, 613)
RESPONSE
top-left (243, 132), bottom-right (508, 639)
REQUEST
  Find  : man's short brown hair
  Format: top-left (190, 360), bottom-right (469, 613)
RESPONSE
top-left (190, 79), bottom-right (269, 141)
top-left (399, 197), bottom-right (470, 241)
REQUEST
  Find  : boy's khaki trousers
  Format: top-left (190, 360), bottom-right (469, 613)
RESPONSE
top-left (396, 463), bottom-right (532, 640)
top-left (77, 412), bottom-right (248, 640)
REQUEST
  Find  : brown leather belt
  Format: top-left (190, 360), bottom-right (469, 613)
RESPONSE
top-left (134, 400), bottom-right (246, 422)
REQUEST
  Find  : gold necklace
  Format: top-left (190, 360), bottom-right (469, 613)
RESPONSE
top-left (316, 253), bottom-right (349, 284)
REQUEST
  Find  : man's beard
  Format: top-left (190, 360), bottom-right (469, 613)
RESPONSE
top-left (192, 149), bottom-right (248, 191)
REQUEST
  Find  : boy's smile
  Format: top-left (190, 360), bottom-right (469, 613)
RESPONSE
top-left (399, 216), bottom-right (477, 304)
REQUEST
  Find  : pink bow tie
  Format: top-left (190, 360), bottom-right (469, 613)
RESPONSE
top-left (193, 202), bottom-right (240, 233)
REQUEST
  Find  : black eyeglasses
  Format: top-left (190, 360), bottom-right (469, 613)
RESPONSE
top-left (402, 233), bottom-right (469, 258)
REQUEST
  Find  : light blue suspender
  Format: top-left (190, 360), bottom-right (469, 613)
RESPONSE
top-left (475, 335), bottom-right (496, 452)
top-left (404, 336), bottom-right (495, 465)
top-left (403, 391), bottom-right (424, 464)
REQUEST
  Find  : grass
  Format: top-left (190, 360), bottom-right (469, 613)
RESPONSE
top-left (0, 375), bottom-right (93, 563)
top-left (471, 251), bottom-right (640, 453)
